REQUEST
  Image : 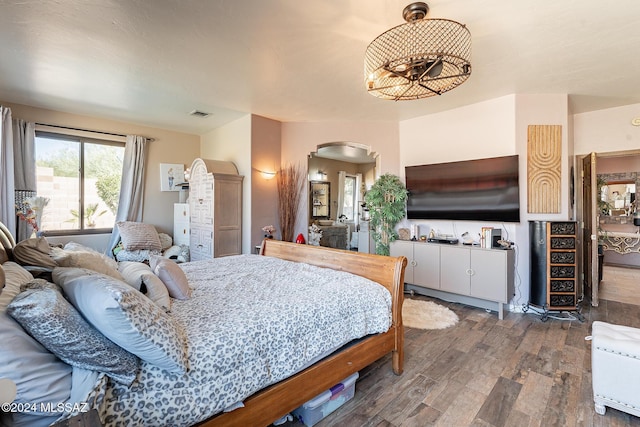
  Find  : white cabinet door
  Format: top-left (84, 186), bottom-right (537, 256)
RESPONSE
top-left (470, 250), bottom-right (508, 303)
top-left (390, 241), bottom-right (414, 283)
top-left (440, 246), bottom-right (471, 295)
top-left (413, 243), bottom-right (440, 289)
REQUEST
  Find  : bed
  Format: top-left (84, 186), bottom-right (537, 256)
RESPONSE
top-left (0, 237), bottom-right (406, 427)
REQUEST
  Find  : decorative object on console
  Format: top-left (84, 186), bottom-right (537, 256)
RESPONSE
top-left (262, 225), bottom-right (276, 239)
top-left (364, 2), bottom-right (471, 100)
top-left (364, 174), bottom-right (408, 256)
top-left (277, 163), bottom-right (306, 242)
top-left (308, 224), bottom-right (322, 246)
top-left (296, 233), bottom-right (306, 244)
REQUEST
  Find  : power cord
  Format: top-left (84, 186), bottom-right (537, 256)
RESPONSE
top-left (524, 304), bottom-right (578, 321)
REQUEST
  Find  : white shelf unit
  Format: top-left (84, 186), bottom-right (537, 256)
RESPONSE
top-left (173, 203), bottom-right (190, 246)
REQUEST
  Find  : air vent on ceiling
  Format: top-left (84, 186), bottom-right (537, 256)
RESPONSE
top-left (190, 110), bottom-right (212, 118)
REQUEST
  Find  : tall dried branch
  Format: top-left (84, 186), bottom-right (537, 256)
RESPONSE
top-left (277, 163), bottom-right (306, 242)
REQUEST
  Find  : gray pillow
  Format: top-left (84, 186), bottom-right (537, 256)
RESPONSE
top-left (52, 267), bottom-right (188, 373)
top-left (0, 262), bottom-right (71, 427)
top-left (7, 285), bottom-right (139, 385)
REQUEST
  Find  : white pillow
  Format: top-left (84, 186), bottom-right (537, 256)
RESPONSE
top-left (52, 267), bottom-right (188, 373)
top-left (117, 221), bottom-right (162, 251)
top-left (118, 261), bottom-right (171, 311)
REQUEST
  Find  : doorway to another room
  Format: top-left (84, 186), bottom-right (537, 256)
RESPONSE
top-left (579, 150), bottom-right (640, 307)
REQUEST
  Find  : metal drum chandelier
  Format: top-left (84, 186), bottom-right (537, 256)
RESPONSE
top-left (364, 2), bottom-right (471, 101)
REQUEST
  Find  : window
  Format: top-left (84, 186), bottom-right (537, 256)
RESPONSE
top-left (35, 132), bottom-right (125, 234)
top-left (341, 175), bottom-right (358, 221)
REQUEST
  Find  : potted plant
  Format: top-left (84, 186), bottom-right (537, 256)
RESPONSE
top-left (364, 174), bottom-right (408, 255)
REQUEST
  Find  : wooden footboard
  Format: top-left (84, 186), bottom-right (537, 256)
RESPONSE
top-left (197, 240), bottom-right (407, 427)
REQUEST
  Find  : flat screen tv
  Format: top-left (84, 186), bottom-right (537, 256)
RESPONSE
top-left (405, 155), bottom-right (520, 222)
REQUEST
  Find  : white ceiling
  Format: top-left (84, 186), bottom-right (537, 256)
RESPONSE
top-left (1, 0), bottom-right (640, 135)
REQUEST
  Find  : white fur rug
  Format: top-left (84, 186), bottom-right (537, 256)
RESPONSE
top-left (402, 299), bottom-right (459, 330)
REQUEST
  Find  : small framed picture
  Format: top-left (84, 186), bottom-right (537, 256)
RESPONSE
top-left (160, 163), bottom-right (184, 192)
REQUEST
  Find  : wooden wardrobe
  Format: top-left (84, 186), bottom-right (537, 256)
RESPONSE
top-left (188, 158), bottom-right (243, 260)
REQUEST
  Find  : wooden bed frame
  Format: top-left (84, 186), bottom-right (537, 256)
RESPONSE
top-left (198, 239), bottom-right (407, 427)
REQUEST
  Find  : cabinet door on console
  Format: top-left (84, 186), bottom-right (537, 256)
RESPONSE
top-left (470, 250), bottom-right (508, 303)
top-left (390, 241), bottom-right (415, 283)
top-left (440, 246), bottom-right (471, 296)
top-left (413, 243), bottom-right (440, 289)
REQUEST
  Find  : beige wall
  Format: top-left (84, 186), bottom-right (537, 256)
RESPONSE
top-left (200, 114), bottom-right (252, 253)
top-left (250, 115), bottom-right (280, 247)
top-left (3, 101), bottom-right (200, 244)
top-left (281, 121), bottom-right (399, 238)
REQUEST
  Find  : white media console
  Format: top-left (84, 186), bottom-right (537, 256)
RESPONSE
top-left (390, 240), bottom-right (515, 319)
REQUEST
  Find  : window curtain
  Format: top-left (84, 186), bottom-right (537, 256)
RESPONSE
top-left (0, 107), bottom-right (16, 236)
top-left (336, 171), bottom-right (346, 220)
top-left (108, 135), bottom-right (148, 255)
top-left (13, 119), bottom-right (36, 241)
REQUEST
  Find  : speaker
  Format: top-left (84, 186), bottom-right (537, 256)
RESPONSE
top-left (491, 229), bottom-right (502, 248)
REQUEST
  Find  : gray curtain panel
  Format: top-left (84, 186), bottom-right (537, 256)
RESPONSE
top-left (12, 119), bottom-right (36, 242)
top-left (0, 106), bottom-right (16, 236)
top-left (108, 135), bottom-right (148, 255)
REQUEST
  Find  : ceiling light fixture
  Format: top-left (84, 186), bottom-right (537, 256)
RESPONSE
top-left (364, 2), bottom-right (471, 101)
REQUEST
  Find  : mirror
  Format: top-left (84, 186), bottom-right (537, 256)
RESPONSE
top-left (310, 181), bottom-right (330, 219)
top-left (308, 142), bottom-right (378, 224)
top-left (598, 173), bottom-right (639, 218)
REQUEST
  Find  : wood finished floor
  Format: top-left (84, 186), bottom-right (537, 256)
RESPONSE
top-left (282, 271), bottom-right (640, 427)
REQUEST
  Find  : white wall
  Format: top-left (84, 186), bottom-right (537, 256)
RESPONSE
top-left (398, 94), bottom-right (572, 310)
top-left (574, 103), bottom-right (640, 155)
top-left (200, 114), bottom-right (252, 253)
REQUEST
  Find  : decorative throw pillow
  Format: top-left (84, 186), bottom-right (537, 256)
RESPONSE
top-left (157, 232), bottom-right (173, 250)
top-left (0, 262), bottom-right (72, 427)
top-left (149, 256), bottom-right (192, 300)
top-left (7, 286), bottom-right (139, 385)
top-left (0, 244), bottom-right (9, 264)
top-left (50, 247), bottom-right (124, 281)
top-left (12, 237), bottom-right (58, 269)
top-left (116, 221), bottom-right (162, 251)
top-left (20, 278), bottom-right (61, 293)
top-left (52, 267), bottom-right (188, 373)
top-left (118, 261), bottom-right (171, 311)
top-left (63, 241), bottom-right (119, 272)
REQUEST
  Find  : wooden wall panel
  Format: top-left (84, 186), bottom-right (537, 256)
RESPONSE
top-left (527, 125), bottom-right (562, 213)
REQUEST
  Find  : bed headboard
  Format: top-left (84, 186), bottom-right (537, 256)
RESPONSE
top-left (259, 239), bottom-right (407, 304)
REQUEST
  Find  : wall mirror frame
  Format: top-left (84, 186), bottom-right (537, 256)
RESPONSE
top-left (307, 142), bottom-right (379, 224)
top-left (310, 181), bottom-right (330, 219)
top-left (598, 172), bottom-right (639, 223)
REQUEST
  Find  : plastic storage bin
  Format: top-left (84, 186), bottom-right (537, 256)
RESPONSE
top-left (292, 372), bottom-right (359, 427)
